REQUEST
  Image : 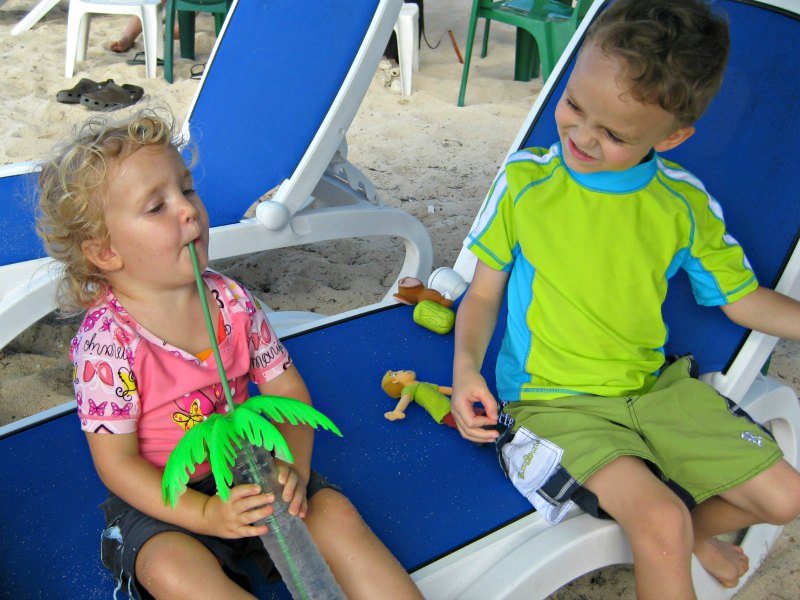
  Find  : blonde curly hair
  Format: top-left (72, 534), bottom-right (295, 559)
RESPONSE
top-left (36, 109), bottom-right (185, 313)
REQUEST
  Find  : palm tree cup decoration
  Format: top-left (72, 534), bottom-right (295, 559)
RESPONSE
top-left (161, 242), bottom-right (345, 599)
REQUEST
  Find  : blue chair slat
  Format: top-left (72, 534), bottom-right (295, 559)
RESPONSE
top-left (522, 0), bottom-right (800, 374)
top-left (0, 416), bottom-right (114, 597)
top-left (188, 0), bottom-right (379, 227)
top-left (0, 170), bottom-right (45, 266)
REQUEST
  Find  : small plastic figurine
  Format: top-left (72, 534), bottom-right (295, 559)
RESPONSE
top-left (393, 276), bottom-right (454, 307)
top-left (381, 370), bottom-right (457, 428)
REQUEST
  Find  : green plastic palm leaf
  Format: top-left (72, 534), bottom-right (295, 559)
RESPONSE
top-left (162, 413), bottom-right (226, 507)
top-left (245, 395), bottom-right (343, 437)
top-left (231, 402), bottom-right (294, 463)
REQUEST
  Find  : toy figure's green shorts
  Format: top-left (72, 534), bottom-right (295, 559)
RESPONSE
top-left (498, 356), bottom-right (783, 522)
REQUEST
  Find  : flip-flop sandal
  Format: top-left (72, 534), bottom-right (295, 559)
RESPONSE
top-left (125, 51), bottom-right (164, 66)
top-left (80, 82), bottom-right (145, 111)
top-left (190, 63), bottom-right (205, 80)
top-left (56, 78), bottom-right (113, 104)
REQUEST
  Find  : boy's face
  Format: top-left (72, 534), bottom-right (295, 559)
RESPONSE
top-left (554, 44), bottom-right (695, 174)
top-left (85, 144), bottom-right (210, 294)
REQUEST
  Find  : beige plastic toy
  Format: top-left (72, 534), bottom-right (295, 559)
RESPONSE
top-left (381, 369), bottom-right (456, 428)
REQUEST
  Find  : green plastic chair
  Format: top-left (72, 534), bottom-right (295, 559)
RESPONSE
top-left (457, 0), bottom-right (591, 106)
top-left (164, 0), bottom-right (233, 83)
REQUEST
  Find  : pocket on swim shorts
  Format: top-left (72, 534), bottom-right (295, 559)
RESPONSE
top-left (500, 426), bottom-right (575, 524)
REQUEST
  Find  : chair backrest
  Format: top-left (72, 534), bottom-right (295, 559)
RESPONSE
top-left (184, 0), bottom-right (399, 227)
top-left (0, 164), bottom-right (41, 267)
top-left (504, 0), bottom-right (800, 377)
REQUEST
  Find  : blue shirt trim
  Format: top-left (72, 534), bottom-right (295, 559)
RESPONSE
top-left (557, 142), bottom-right (658, 194)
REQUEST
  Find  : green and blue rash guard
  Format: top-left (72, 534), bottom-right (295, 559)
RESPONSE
top-left (467, 143), bottom-right (758, 402)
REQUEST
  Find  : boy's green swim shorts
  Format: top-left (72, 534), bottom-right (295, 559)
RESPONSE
top-left (498, 356), bottom-right (783, 523)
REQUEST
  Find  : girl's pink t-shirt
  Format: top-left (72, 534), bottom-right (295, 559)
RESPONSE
top-left (70, 271), bottom-right (290, 475)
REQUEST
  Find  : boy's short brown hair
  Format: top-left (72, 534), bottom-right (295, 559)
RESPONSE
top-left (585, 0), bottom-right (729, 124)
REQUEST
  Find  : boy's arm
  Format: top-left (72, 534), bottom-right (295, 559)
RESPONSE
top-left (721, 286), bottom-right (800, 340)
top-left (86, 432), bottom-right (272, 538)
top-left (452, 261), bottom-right (509, 442)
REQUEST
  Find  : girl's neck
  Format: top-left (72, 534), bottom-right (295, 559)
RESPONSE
top-left (109, 275), bottom-right (218, 356)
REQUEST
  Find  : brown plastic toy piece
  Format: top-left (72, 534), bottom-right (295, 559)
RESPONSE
top-left (392, 276), bottom-right (454, 308)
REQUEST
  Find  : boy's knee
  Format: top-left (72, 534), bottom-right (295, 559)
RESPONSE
top-left (762, 493), bottom-right (800, 526)
top-left (628, 497), bottom-right (693, 553)
top-left (757, 467), bottom-right (800, 525)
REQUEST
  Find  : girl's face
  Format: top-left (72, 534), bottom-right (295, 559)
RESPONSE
top-left (94, 144), bottom-right (209, 295)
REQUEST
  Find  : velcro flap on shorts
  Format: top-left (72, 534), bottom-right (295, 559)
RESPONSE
top-left (501, 426), bottom-right (574, 524)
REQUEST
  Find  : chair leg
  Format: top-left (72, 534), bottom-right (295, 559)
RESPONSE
top-left (514, 29), bottom-right (540, 82)
top-left (213, 11), bottom-right (225, 35)
top-left (164, 0), bottom-right (176, 83)
top-left (11, 0), bottom-right (61, 36)
top-left (178, 11), bottom-right (196, 59)
top-left (457, 1), bottom-right (482, 107)
top-left (538, 31), bottom-right (556, 82)
top-left (76, 12), bottom-right (90, 63)
top-left (140, 5), bottom-right (161, 79)
top-left (480, 18), bottom-right (490, 58)
top-left (395, 3), bottom-right (420, 97)
top-left (65, 7), bottom-right (86, 78)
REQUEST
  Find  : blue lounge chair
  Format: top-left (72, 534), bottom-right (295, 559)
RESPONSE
top-left (2, 1), bottom-right (799, 599)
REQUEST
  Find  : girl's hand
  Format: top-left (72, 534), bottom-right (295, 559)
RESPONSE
top-left (452, 369), bottom-right (500, 443)
top-left (203, 484), bottom-right (274, 539)
top-left (276, 462), bottom-right (308, 518)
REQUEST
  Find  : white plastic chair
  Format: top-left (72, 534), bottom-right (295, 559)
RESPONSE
top-left (65, 0), bottom-right (163, 78)
top-left (394, 2), bottom-right (420, 96)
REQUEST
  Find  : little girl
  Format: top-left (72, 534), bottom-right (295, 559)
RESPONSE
top-left (36, 110), bottom-right (422, 599)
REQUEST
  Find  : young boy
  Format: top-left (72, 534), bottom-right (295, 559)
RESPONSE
top-left (451, 1), bottom-right (800, 598)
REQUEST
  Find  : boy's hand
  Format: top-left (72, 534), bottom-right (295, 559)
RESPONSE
top-left (452, 370), bottom-right (500, 443)
top-left (203, 484), bottom-right (273, 538)
top-left (276, 462), bottom-right (308, 518)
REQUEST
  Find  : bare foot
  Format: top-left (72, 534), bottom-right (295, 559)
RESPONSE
top-left (110, 35), bottom-right (136, 53)
top-left (694, 538), bottom-right (749, 587)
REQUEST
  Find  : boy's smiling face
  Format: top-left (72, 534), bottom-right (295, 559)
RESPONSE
top-left (555, 43), bottom-right (695, 174)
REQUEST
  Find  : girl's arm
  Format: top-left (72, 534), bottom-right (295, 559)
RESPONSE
top-left (451, 261), bottom-right (509, 442)
top-left (721, 286), bottom-right (800, 340)
top-left (256, 363), bottom-right (314, 516)
top-left (86, 431), bottom-right (272, 538)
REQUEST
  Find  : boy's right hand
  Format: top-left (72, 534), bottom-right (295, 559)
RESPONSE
top-left (203, 484), bottom-right (274, 539)
top-left (451, 370), bottom-right (500, 443)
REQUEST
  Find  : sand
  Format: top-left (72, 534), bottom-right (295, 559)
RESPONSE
top-left (1, 1), bottom-right (798, 597)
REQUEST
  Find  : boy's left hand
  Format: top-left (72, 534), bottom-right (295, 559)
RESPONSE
top-left (275, 462), bottom-right (308, 518)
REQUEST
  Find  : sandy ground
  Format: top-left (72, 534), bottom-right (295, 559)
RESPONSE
top-left (1, 1), bottom-right (799, 597)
